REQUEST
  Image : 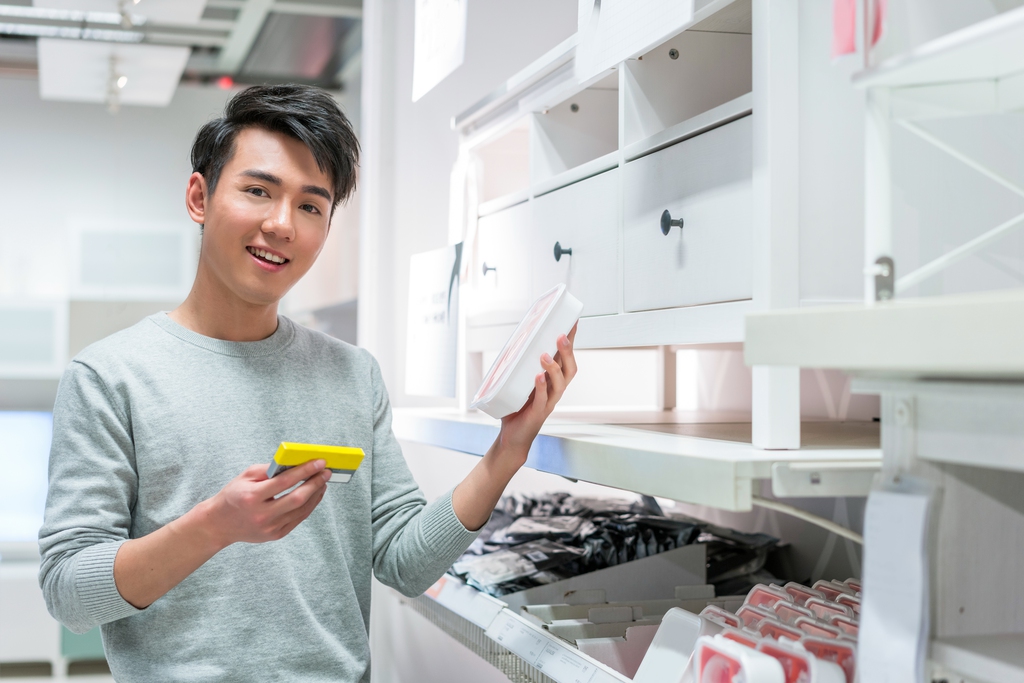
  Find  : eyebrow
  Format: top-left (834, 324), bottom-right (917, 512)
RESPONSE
top-left (240, 169), bottom-right (332, 204)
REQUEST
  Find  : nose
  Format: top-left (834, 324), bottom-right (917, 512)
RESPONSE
top-left (261, 199), bottom-right (295, 241)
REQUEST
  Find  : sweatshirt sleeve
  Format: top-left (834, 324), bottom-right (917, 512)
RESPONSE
top-left (38, 360), bottom-right (143, 633)
top-left (365, 354), bottom-right (480, 597)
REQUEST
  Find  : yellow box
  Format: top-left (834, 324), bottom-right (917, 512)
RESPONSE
top-left (266, 442), bottom-right (365, 483)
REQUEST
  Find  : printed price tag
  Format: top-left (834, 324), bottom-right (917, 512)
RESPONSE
top-left (486, 613), bottom-right (546, 664)
top-left (485, 612), bottom-right (627, 683)
top-left (534, 642), bottom-right (599, 682)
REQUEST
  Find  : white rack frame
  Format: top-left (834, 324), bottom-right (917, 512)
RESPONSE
top-left (857, 4), bottom-right (1024, 303)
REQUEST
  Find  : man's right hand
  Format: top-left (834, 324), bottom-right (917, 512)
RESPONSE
top-left (204, 460), bottom-right (332, 546)
top-left (114, 460), bottom-right (331, 609)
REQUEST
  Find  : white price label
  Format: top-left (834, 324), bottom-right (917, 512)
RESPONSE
top-left (534, 642), bottom-right (599, 682)
top-left (485, 612), bottom-right (626, 683)
top-left (487, 613), bottom-right (546, 664)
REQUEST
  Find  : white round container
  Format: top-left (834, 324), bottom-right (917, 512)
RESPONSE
top-left (471, 283), bottom-right (583, 419)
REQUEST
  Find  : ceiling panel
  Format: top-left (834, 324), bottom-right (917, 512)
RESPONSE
top-left (38, 38), bottom-right (190, 105)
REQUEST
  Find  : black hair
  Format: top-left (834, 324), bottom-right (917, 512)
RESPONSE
top-left (190, 84), bottom-right (359, 210)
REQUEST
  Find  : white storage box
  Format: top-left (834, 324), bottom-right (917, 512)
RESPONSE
top-left (471, 283), bottom-right (583, 418)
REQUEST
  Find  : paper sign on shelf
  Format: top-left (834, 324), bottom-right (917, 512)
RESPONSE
top-left (404, 243), bottom-right (462, 398)
top-left (411, 0), bottom-right (467, 102)
top-left (857, 479), bottom-right (934, 683)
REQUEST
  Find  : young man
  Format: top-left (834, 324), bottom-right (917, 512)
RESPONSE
top-left (38, 85), bottom-right (577, 681)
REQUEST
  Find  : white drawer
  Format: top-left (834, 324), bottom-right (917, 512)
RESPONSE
top-left (474, 200), bottom-right (531, 317)
top-left (623, 115), bottom-right (753, 312)
top-left (531, 169), bottom-right (619, 317)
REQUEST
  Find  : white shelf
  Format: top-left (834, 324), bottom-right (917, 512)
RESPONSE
top-left (932, 634), bottom-right (1024, 683)
top-left (853, 6), bottom-right (1024, 89)
top-left (621, 93), bottom-right (752, 163)
top-left (408, 577), bottom-right (630, 683)
top-left (744, 289), bottom-right (1024, 379)
top-left (393, 409), bottom-right (879, 511)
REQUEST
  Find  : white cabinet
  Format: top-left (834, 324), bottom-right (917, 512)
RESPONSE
top-left (475, 201), bottom-right (532, 318)
top-left (452, 0), bottom-right (863, 446)
top-left (531, 169), bottom-right (619, 317)
top-left (623, 116), bottom-right (753, 312)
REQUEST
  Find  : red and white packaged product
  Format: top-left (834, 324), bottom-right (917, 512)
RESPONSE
top-left (801, 637), bottom-right (857, 683)
top-left (835, 594), bottom-right (861, 615)
top-left (757, 638), bottom-right (846, 683)
top-left (828, 615), bottom-right (859, 638)
top-left (757, 618), bottom-right (803, 642)
top-left (700, 605), bottom-right (742, 629)
top-left (812, 580), bottom-right (855, 602)
top-left (694, 635), bottom-right (785, 683)
top-left (737, 604), bottom-right (776, 629)
top-left (794, 616), bottom-right (843, 640)
top-left (843, 578), bottom-right (862, 592)
top-left (783, 582), bottom-right (825, 606)
top-left (745, 584), bottom-right (793, 610)
top-left (805, 598), bottom-right (854, 621)
top-left (721, 626), bottom-right (760, 648)
top-left (773, 601), bottom-right (814, 626)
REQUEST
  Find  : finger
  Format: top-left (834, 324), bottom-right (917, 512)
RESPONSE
top-left (275, 479), bottom-right (328, 535)
top-left (241, 463), bottom-right (272, 481)
top-left (541, 352), bottom-right (566, 399)
top-left (567, 322), bottom-right (578, 344)
top-left (530, 371), bottom-right (548, 419)
top-left (271, 467), bottom-right (329, 513)
top-left (258, 459), bottom-right (326, 498)
top-left (555, 333), bottom-right (578, 382)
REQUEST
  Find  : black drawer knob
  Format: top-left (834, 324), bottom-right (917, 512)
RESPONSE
top-left (553, 242), bottom-right (573, 262)
top-left (482, 262), bottom-right (497, 276)
top-left (661, 209), bottom-right (684, 236)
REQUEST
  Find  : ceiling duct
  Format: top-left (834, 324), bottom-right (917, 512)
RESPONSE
top-left (239, 11), bottom-right (357, 87)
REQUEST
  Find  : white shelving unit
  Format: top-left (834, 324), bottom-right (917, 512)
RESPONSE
top-left (744, 7), bottom-right (1024, 682)
top-left (446, 0), bottom-right (858, 450)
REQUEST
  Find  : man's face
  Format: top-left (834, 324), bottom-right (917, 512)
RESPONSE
top-left (188, 127), bottom-right (333, 306)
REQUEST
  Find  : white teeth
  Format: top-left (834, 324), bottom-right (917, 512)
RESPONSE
top-left (249, 247), bottom-right (285, 264)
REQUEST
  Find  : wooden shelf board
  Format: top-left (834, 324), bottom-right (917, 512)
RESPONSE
top-left (854, 6), bottom-right (1024, 89)
top-left (393, 408), bottom-right (880, 511)
top-left (745, 289), bottom-right (1024, 379)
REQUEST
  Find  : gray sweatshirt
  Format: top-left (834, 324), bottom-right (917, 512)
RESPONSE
top-left (38, 313), bottom-right (478, 682)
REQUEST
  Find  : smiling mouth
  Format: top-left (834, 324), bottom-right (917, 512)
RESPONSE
top-left (247, 246), bottom-right (289, 265)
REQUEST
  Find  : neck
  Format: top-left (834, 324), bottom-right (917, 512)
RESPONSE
top-left (169, 263), bottom-right (280, 342)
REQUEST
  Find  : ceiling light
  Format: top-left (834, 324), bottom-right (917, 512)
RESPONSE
top-left (117, 75), bottom-right (128, 89)
top-left (0, 22), bottom-right (143, 42)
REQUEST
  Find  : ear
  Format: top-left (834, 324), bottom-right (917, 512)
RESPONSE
top-left (185, 172), bottom-right (209, 225)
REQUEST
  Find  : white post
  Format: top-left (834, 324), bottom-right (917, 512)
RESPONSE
top-left (751, 0), bottom-right (801, 449)
top-left (655, 346), bottom-right (677, 411)
top-left (864, 87), bottom-right (892, 304)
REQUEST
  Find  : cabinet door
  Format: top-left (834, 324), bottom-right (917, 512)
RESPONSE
top-left (623, 115), bottom-right (752, 312)
top-left (531, 169), bottom-right (619, 317)
top-left (475, 201), bottom-right (532, 316)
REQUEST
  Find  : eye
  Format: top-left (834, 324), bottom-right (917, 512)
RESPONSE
top-left (299, 204), bottom-right (321, 215)
top-left (247, 187), bottom-right (268, 197)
